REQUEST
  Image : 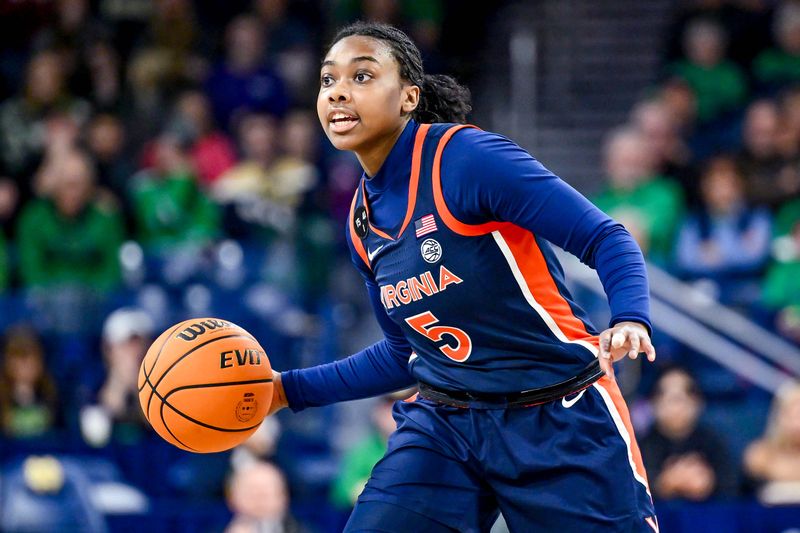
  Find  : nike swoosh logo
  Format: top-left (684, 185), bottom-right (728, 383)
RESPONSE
top-left (561, 389), bottom-right (586, 408)
top-left (367, 244), bottom-right (384, 262)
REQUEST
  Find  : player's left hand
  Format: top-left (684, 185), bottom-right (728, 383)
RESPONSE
top-left (267, 370), bottom-right (289, 416)
top-left (597, 321), bottom-right (656, 377)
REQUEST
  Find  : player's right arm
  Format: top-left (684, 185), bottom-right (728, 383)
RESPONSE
top-left (268, 227), bottom-right (416, 415)
top-left (439, 128), bottom-right (656, 372)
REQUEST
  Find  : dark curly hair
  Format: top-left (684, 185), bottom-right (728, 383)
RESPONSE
top-left (328, 22), bottom-right (472, 124)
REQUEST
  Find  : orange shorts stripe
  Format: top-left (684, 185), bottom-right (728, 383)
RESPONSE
top-left (595, 375), bottom-right (650, 492)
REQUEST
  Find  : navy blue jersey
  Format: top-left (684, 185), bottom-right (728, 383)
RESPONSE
top-left (281, 120), bottom-right (650, 410)
top-left (349, 123), bottom-right (599, 393)
top-left (280, 120), bottom-right (657, 533)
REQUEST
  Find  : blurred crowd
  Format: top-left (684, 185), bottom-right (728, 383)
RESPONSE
top-left (591, 0), bottom-right (800, 520)
top-left (598, 0), bottom-right (800, 338)
top-left (0, 0), bottom-right (800, 531)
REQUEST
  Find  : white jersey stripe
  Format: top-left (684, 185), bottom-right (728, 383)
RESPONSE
top-left (490, 230), bottom-right (598, 357)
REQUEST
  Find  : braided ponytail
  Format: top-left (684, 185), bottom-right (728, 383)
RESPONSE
top-left (416, 74), bottom-right (472, 124)
top-left (329, 22), bottom-right (472, 124)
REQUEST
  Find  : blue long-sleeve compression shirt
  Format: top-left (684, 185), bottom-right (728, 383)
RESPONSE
top-left (281, 120), bottom-right (650, 411)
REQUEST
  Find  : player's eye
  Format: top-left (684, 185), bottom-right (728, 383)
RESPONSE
top-left (355, 71), bottom-right (373, 83)
top-left (320, 74), bottom-right (335, 87)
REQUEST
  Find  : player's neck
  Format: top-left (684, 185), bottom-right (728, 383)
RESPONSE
top-left (357, 119), bottom-right (410, 177)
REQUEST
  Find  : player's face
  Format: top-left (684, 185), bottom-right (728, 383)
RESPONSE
top-left (317, 36), bottom-right (419, 158)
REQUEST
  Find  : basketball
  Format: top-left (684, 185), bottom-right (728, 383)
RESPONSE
top-left (137, 318), bottom-right (273, 453)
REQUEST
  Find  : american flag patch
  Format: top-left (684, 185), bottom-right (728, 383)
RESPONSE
top-left (415, 214), bottom-right (437, 238)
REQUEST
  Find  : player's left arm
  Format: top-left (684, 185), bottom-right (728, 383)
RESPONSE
top-left (440, 129), bottom-right (655, 371)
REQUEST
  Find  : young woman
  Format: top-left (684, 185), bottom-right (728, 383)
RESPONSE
top-left (269, 22), bottom-right (658, 533)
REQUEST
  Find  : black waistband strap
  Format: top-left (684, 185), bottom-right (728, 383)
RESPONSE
top-left (418, 359), bottom-right (604, 409)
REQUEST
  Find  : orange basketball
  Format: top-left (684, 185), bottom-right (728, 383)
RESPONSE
top-left (137, 318), bottom-right (273, 453)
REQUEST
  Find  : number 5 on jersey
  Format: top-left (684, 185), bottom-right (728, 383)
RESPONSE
top-left (405, 311), bottom-right (472, 362)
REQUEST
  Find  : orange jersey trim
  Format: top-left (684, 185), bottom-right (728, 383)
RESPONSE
top-left (497, 224), bottom-right (599, 347)
top-left (397, 123), bottom-right (431, 237)
top-left (428, 124), bottom-right (597, 347)
top-left (362, 123), bottom-right (432, 241)
top-left (432, 124), bottom-right (506, 237)
top-left (348, 190), bottom-right (371, 270)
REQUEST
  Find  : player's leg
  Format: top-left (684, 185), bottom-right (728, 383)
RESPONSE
top-left (345, 399), bottom-right (499, 533)
top-left (590, 376), bottom-right (659, 532)
top-left (345, 500), bottom-right (460, 533)
top-left (485, 378), bottom-right (657, 533)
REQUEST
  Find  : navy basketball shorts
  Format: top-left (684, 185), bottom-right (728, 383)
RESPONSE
top-left (345, 375), bottom-right (658, 533)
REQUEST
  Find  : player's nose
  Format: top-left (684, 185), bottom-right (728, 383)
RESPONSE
top-left (328, 83), bottom-right (351, 103)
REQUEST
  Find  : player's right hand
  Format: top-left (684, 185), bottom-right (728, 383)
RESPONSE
top-left (267, 370), bottom-right (289, 416)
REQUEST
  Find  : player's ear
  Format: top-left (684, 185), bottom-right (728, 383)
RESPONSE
top-left (401, 84), bottom-right (420, 115)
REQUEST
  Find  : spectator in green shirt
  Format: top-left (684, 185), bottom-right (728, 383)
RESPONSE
top-left (753, 2), bottom-right (800, 93)
top-left (775, 196), bottom-right (800, 238)
top-left (669, 18), bottom-right (747, 124)
top-left (16, 149), bottom-right (124, 291)
top-left (593, 128), bottom-right (684, 261)
top-left (763, 217), bottom-right (800, 344)
top-left (630, 99), bottom-right (695, 205)
top-left (130, 133), bottom-right (220, 252)
top-left (331, 394), bottom-right (405, 509)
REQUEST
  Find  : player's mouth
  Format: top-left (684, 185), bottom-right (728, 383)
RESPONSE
top-left (328, 110), bottom-right (360, 133)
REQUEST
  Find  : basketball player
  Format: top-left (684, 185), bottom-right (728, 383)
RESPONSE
top-left (269, 22), bottom-right (659, 532)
